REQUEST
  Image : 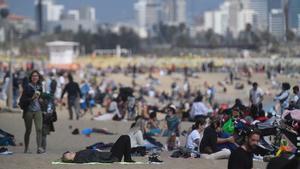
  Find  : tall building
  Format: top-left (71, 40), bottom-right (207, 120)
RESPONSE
top-left (134, 0), bottom-right (147, 38)
top-left (66, 10), bottom-right (80, 21)
top-left (242, 0), bottom-right (268, 31)
top-left (227, 0), bottom-right (242, 37)
top-left (298, 14), bottom-right (300, 33)
top-left (145, 0), bottom-right (161, 28)
top-left (237, 9), bottom-right (257, 32)
top-left (35, 0), bottom-right (64, 32)
top-left (269, 9), bottom-right (285, 40)
top-left (36, 0), bottom-right (43, 33)
top-left (288, 0), bottom-right (300, 29)
top-left (162, 0), bottom-right (186, 25)
top-left (176, 0), bottom-right (186, 24)
top-left (214, 10), bottom-right (229, 35)
top-left (204, 3), bottom-right (229, 36)
top-left (268, 0), bottom-right (282, 11)
top-left (134, 0), bottom-right (161, 38)
top-left (204, 11), bottom-right (214, 30)
top-left (163, 0), bottom-right (176, 24)
top-left (79, 6), bottom-right (96, 21)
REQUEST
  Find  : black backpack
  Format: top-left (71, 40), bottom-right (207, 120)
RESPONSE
top-left (18, 84), bottom-right (36, 111)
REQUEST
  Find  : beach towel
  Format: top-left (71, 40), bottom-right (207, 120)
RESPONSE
top-left (52, 160), bottom-right (149, 165)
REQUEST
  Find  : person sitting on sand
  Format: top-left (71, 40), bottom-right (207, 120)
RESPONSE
top-left (162, 105), bottom-right (180, 137)
top-left (145, 111), bottom-right (162, 136)
top-left (189, 94), bottom-right (209, 121)
top-left (93, 93), bottom-right (122, 121)
top-left (162, 105), bottom-right (181, 151)
top-left (128, 116), bottom-right (146, 156)
top-left (200, 118), bottom-right (233, 160)
top-left (185, 118), bottom-right (206, 157)
top-left (61, 135), bottom-right (135, 163)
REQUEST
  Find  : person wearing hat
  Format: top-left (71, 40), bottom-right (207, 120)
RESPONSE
top-left (163, 105), bottom-right (181, 151)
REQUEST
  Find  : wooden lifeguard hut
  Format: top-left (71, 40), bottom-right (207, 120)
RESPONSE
top-left (46, 41), bottom-right (80, 69)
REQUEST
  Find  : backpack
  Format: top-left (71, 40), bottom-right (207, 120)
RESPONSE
top-left (18, 84), bottom-right (35, 111)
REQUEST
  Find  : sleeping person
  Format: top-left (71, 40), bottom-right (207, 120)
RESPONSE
top-left (61, 135), bottom-right (135, 163)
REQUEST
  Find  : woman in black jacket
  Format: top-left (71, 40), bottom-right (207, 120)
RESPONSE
top-left (20, 70), bottom-right (44, 154)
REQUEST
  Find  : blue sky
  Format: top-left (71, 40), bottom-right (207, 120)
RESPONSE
top-left (7, 0), bottom-right (223, 23)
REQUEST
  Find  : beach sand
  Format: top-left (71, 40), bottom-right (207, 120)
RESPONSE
top-left (1, 72), bottom-right (296, 169)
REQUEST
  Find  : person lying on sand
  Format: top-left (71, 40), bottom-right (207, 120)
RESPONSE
top-left (61, 135), bottom-right (135, 163)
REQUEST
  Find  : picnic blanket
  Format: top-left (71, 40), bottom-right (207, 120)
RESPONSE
top-left (52, 161), bottom-right (149, 165)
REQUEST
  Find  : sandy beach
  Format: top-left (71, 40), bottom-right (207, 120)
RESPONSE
top-left (1, 72), bottom-right (297, 169)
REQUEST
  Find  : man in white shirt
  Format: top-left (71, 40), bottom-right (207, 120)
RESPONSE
top-left (190, 95), bottom-right (209, 121)
top-left (249, 82), bottom-right (264, 117)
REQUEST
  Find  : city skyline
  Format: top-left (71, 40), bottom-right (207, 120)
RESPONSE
top-left (7, 0), bottom-right (223, 23)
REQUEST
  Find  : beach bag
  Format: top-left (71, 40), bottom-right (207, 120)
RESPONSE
top-left (223, 118), bottom-right (234, 134)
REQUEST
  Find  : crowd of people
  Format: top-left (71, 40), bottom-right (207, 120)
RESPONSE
top-left (0, 62), bottom-right (299, 168)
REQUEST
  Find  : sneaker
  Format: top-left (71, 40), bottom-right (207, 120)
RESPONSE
top-left (148, 156), bottom-right (163, 164)
top-left (0, 147), bottom-right (8, 153)
top-left (37, 148), bottom-right (45, 154)
top-left (124, 159), bottom-right (136, 163)
top-left (0, 147), bottom-right (13, 155)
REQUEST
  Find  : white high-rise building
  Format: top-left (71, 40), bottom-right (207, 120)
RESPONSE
top-left (79, 6), bottom-right (96, 21)
top-left (176, 0), bottom-right (186, 24)
top-left (67, 10), bottom-right (80, 21)
top-left (237, 9), bottom-right (257, 32)
top-left (134, 0), bottom-right (160, 38)
top-left (269, 9), bottom-right (285, 40)
top-left (242, 0), bottom-right (268, 31)
top-left (39, 0), bottom-right (64, 22)
top-left (162, 0), bottom-right (186, 25)
top-left (227, 0), bottom-right (242, 37)
top-left (36, 0), bottom-right (64, 32)
top-left (204, 11), bottom-right (214, 30)
top-left (214, 10), bottom-right (229, 35)
top-left (145, 0), bottom-right (161, 28)
top-left (134, 0), bottom-right (147, 38)
top-left (204, 2), bottom-right (230, 36)
top-left (163, 0), bottom-right (176, 24)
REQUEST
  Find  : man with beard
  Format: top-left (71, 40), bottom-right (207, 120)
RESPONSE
top-left (227, 130), bottom-right (261, 169)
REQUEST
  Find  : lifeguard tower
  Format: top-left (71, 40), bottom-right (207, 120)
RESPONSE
top-left (46, 41), bottom-right (79, 69)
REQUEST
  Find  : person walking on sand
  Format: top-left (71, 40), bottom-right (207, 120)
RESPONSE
top-left (61, 74), bottom-right (82, 120)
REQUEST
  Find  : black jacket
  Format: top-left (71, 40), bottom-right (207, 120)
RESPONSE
top-left (41, 98), bottom-right (57, 132)
top-left (61, 81), bottom-right (82, 99)
top-left (19, 83), bottom-right (43, 118)
top-left (73, 149), bottom-right (114, 163)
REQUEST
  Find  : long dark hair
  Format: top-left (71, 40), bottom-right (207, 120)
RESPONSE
top-left (28, 70), bottom-right (43, 85)
top-left (210, 117), bottom-right (221, 130)
top-left (192, 118), bottom-right (206, 130)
